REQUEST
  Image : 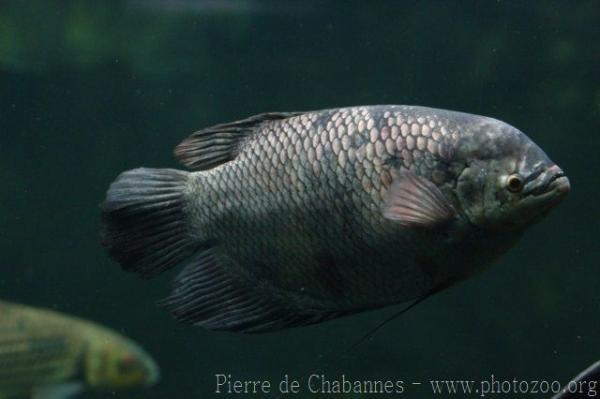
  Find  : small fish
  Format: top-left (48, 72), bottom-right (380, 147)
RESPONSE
top-left (101, 105), bottom-right (569, 333)
top-left (0, 301), bottom-right (159, 399)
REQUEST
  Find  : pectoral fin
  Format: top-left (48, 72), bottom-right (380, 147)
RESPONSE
top-left (383, 171), bottom-right (456, 228)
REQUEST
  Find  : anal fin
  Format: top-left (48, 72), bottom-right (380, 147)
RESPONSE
top-left (159, 249), bottom-right (347, 333)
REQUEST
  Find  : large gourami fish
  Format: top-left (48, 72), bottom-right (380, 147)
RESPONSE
top-left (101, 105), bottom-right (569, 333)
top-left (0, 301), bottom-right (159, 399)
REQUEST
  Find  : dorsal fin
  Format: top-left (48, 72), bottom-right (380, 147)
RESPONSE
top-left (174, 112), bottom-right (303, 170)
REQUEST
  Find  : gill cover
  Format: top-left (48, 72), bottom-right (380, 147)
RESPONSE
top-left (456, 160), bottom-right (490, 226)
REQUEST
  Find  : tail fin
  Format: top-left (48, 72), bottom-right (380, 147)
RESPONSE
top-left (100, 168), bottom-right (196, 278)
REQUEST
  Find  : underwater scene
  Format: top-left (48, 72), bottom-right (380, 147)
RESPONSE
top-left (1, 1), bottom-right (599, 398)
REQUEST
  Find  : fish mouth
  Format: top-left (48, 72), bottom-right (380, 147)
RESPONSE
top-left (526, 165), bottom-right (570, 211)
top-left (536, 166), bottom-right (569, 196)
top-left (145, 361), bottom-right (161, 386)
top-left (504, 165), bottom-right (569, 228)
top-left (546, 173), bottom-right (570, 195)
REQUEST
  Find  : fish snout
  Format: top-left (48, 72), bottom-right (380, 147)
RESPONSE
top-left (144, 360), bottom-right (160, 387)
top-left (547, 165), bottom-right (570, 196)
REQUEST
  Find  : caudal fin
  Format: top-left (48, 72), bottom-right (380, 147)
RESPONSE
top-left (100, 168), bottom-right (196, 278)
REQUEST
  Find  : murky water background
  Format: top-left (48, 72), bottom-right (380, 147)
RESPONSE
top-left (1, 1), bottom-right (598, 397)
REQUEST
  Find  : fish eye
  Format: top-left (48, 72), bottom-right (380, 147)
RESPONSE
top-left (506, 174), bottom-right (524, 192)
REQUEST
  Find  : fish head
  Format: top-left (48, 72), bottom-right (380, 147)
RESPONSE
top-left (452, 117), bottom-right (569, 231)
top-left (84, 331), bottom-right (160, 390)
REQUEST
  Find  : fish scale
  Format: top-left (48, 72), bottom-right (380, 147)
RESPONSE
top-left (187, 107), bottom-right (454, 308)
top-left (101, 105), bottom-right (569, 333)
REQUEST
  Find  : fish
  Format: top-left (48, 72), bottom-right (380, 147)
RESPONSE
top-left (100, 105), bottom-right (570, 334)
top-left (0, 301), bottom-right (159, 399)
top-left (552, 360), bottom-right (600, 398)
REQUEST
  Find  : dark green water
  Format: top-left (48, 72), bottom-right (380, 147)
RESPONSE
top-left (1, 1), bottom-right (598, 398)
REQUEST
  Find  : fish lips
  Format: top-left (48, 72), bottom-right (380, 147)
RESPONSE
top-left (531, 165), bottom-right (570, 201)
top-left (547, 174), bottom-right (570, 196)
top-left (143, 357), bottom-right (161, 387)
top-left (521, 165), bottom-right (570, 215)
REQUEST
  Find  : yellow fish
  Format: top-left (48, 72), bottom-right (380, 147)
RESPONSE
top-left (0, 301), bottom-right (159, 399)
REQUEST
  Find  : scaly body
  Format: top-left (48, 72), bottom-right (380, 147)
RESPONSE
top-left (102, 105), bottom-right (569, 333)
top-left (189, 107), bottom-right (501, 309)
